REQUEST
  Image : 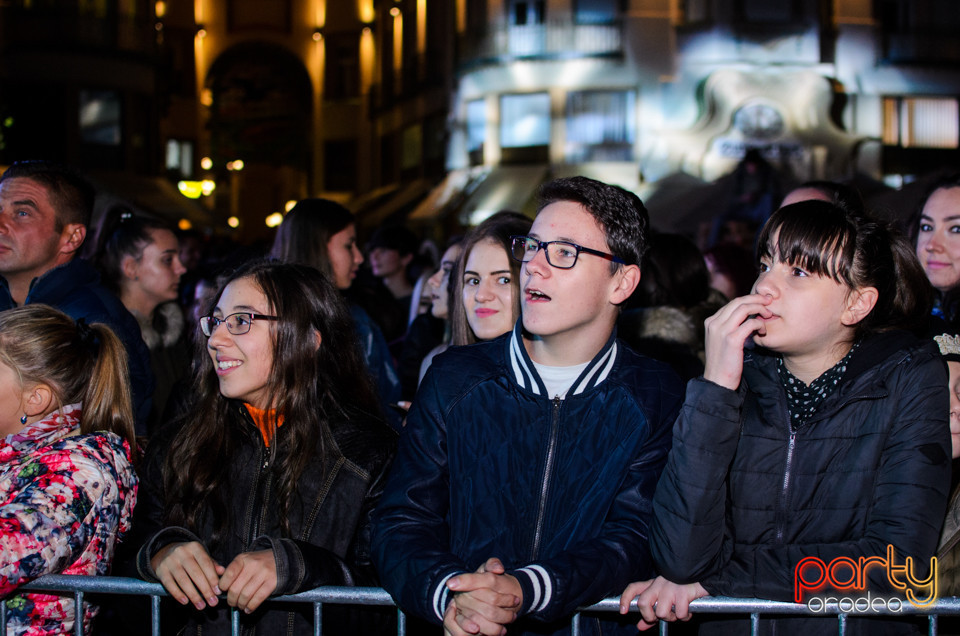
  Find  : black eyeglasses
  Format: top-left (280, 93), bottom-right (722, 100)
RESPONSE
top-left (200, 312), bottom-right (278, 337)
top-left (510, 235), bottom-right (627, 270)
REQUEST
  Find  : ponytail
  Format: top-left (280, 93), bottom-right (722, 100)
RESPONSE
top-left (0, 305), bottom-right (136, 455)
top-left (80, 322), bottom-right (136, 449)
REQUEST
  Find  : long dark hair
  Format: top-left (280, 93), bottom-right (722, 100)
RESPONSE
top-left (451, 211), bottom-right (532, 346)
top-left (908, 174), bottom-right (960, 322)
top-left (163, 260), bottom-right (382, 545)
top-left (631, 232), bottom-right (710, 309)
top-left (268, 198), bottom-right (354, 282)
top-left (758, 200), bottom-right (931, 336)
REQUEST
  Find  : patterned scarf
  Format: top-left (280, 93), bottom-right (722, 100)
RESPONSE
top-left (777, 343), bottom-right (859, 428)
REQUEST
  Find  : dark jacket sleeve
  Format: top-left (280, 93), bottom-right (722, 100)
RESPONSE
top-left (370, 366), bottom-right (469, 624)
top-left (652, 354), bottom-right (951, 602)
top-left (650, 378), bottom-right (743, 585)
top-left (506, 384), bottom-right (678, 622)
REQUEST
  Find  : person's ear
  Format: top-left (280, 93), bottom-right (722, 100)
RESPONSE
top-left (59, 223), bottom-right (86, 256)
top-left (314, 329), bottom-right (322, 351)
top-left (22, 382), bottom-right (54, 419)
top-left (121, 254), bottom-right (139, 282)
top-left (400, 253), bottom-right (414, 268)
top-left (609, 264), bottom-right (641, 305)
top-left (842, 286), bottom-right (878, 326)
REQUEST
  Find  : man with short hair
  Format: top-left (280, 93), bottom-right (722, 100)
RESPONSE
top-left (372, 176), bottom-right (683, 636)
top-left (0, 160), bottom-right (153, 432)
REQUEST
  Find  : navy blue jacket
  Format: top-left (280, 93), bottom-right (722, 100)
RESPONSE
top-left (372, 321), bottom-right (682, 635)
top-left (0, 259), bottom-right (154, 434)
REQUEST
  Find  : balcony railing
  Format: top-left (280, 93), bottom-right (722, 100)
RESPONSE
top-left (458, 18), bottom-right (622, 69)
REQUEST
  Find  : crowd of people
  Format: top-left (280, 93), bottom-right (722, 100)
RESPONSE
top-left (0, 158), bottom-right (959, 636)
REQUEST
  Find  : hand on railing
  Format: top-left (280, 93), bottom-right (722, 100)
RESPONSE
top-left (619, 576), bottom-right (709, 631)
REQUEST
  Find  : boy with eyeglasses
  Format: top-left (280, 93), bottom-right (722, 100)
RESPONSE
top-left (372, 176), bottom-right (682, 636)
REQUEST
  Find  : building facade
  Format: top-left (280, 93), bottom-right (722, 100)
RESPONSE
top-left (439, 0), bottom-right (960, 226)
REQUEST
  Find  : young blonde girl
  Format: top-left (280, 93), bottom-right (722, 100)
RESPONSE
top-left (622, 200), bottom-right (950, 635)
top-left (0, 304), bottom-right (137, 635)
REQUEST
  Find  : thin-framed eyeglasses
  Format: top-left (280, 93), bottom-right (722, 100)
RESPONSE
top-left (200, 312), bottom-right (279, 337)
top-left (510, 235), bottom-right (627, 269)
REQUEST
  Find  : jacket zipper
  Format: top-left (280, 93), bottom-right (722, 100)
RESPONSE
top-left (238, 409), bottom-right (272, 636)
top-left (531, 396), bottom-right (561, 560)
top-left (773, 384), bottom-right (882, 546)
top-left (773, 388), bottom-right (795, 545)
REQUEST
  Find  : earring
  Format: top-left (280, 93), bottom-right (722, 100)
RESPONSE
top-left (19, 414), bottom-right (26, 425)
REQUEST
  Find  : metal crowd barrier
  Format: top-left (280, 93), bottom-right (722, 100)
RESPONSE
top-left (6, 575), bottom-right (960, 636)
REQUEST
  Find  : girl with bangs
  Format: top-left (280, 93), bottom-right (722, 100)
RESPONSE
top-left (134, 260), bottom-right (396, 635)
top-left (620, 200), bottom-right (951, 635)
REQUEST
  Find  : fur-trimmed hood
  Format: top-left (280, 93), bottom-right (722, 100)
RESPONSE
top-left (134, 301), bottom-right (184, 350)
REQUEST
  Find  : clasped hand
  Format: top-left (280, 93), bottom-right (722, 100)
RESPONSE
top-left (152, 541), bottom-right (278, 614)
top-left (619, 576), bottom-right (709, 631)
top-left (443, 557), bottom-right (522, 636)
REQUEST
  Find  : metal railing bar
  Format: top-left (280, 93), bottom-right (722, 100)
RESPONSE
top-left (74, 590), bottom-right (83, 636)
top-left (151, 595), bottom-right (161, 636)
top-left (8, 575), bottom-right (960, 636)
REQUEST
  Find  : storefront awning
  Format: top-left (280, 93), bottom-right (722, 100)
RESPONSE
top-left (456, 165), bottom-right (547, 226)
top-left (351, 178), bottom-right (435, 229)
top-left (89, 172), bottom-right (214, 229)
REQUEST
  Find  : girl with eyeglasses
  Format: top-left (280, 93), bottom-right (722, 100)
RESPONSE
top-left (450, 211), bottom-right (532, 346)
top-left (269, 198), bottom-right (402, 430)
top-left (135, 260), bottom-right (396, 635)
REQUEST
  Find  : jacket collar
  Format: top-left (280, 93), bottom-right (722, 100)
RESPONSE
top-left (0, 402), bottom-right (82, 459)
top-left (506, 319), bottom-right (619, 398)
top-left (24, 259), bottom-right (99, 305)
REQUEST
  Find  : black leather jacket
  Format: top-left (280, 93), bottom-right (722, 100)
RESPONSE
top-left (135, 402), bottom-right (397, 635)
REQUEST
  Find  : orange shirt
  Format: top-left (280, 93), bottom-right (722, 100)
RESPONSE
top-left (244, 404), bottom-right (284, 447)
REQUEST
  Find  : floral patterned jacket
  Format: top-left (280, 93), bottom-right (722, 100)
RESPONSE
top-left (0, 403), bottom-right (138, 636)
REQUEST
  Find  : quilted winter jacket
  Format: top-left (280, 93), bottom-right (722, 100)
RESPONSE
top-left (372, 322), bottom-right (683, 635)
top-left (0, 403), bottom-right (138, 636)
top-left (651, 331), bottom-right (952, 635)
top-left (135, 402), bottom-right (397, 635)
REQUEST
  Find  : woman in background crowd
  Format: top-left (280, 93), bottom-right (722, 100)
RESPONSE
top-left (93, 208), bottom-right (188, 435)
top-left (451, 211), bottom-right (532, 346)
top-left (135, 261), bottom-right (396, 634)
top-left (0, 305), bottom-right (137, 636)
top-left (270, 199), bottom-right (402, 429)
top-left (416, 237), bottom-right (463, 384)
top-left (912, 174), bottom-right (960, 328)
